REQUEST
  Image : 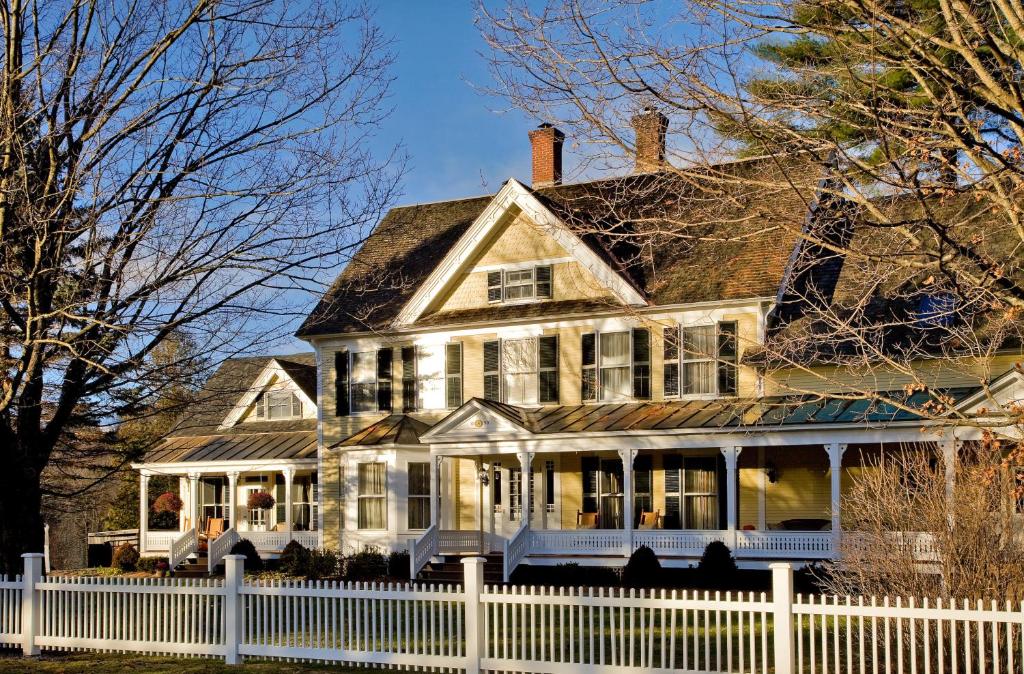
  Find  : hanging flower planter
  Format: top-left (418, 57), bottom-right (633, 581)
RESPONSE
top-left (247, 490), bottom-right (275, 510)
top-left (152, 492), bottom-right (184, 514)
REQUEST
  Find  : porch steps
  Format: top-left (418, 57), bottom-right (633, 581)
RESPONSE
top-left (173, 550), bottom-right (213, 578)
top-left (417, 553), bottom-right (505, 585)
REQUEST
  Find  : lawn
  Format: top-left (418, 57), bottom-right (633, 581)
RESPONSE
top-left (0, 652), bottom-right (373, 673)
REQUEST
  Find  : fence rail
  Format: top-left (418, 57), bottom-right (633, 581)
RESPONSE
top-left (6, 553), bottom-right (1024, 674)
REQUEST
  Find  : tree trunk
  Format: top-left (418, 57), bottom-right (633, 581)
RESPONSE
top-left (0, 449), bottom-right (44, 575)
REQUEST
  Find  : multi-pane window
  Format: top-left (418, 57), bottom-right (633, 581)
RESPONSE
top-left (664, 321), bottom-right (739, 397)
top-left (633, 456), bottom-right (653, 525)
top-left (492, 461), bottom-right (502, 513)
top-left (337, 348), bottom-right (394, 416)
top-left (350, 352), bottom-right (377, 413)
top-left (581, 330), bottom-right (651, 402)
top-left (293, 475), bottom-right (317, 531)
top-left (545, 460), bottom-right (556, 513)
top-left (599, 332), bottom-right (631, 401)
top-left (581, 457), bottom-right (624, 529)
top-left (483, 336), bottom-right (559, 405)
top-left (200, 477), bottom-right (229, 524)
top-left (357, 463), bottom-right (386, 529)
top-left (508, 466), bottom-right (535, 521)
top-left (407, 462), bottom-right (430, 530)
top-left (445, 343), bottom-right (463, 408)
top-left (486, 265), bottom-right (553, 303)
top-left (663, 456), bottom-right (720, 529)
top-left (254, 391), bottom-right (302, 420)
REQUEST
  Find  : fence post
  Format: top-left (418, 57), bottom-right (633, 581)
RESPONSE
top-left (770, 562), bottom-right (794, 674)
top-left (223, 554), bottom-right (245, 665)
top-left (461, 556), bottom-right (486, 674)
top-left (21, 553), bottom-right (43, 657)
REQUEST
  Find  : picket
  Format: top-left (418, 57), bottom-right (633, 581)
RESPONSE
top-left (6, 552), bottom-right (1024, 674)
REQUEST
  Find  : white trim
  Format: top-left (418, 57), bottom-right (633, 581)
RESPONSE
top-left (394, 179), bottom-right (646, 326)
top-left (472, 256), bottom-right (573, 274)
top-left (954, 367), bottom-right (1024, 413)
top-left (218, 359), bottom-right (317, 429)
top-left (131, 458), bottom-right (317, 474)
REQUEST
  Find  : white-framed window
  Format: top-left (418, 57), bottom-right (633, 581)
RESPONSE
top-left (581, 329), bottom-right (651, 402)
top-left (508, 466), bottom-right (535, 522)
top-left (357, 462), bottom-right (386, 530)
top-left (350, 352), bottom-right (377, 413)
top-left (663, 322), bottom-right (738, 397)
top-left (407, 462), bottom-right (430, 530)
top-left (663, 456), bottom-right (719, 529)
top-left (254, 390), bottom-right (302, 420)
top-left (487, 265), bottom-right (553, 303)
top-left (483, 336), bottom-right (559, 405)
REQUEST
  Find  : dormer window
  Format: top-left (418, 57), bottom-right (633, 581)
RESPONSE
top-left (487, 265), bottom-right (553, 303)
top-left (254, 390), bottom-right (302, 420)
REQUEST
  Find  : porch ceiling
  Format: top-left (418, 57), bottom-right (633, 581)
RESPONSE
top-left (143, 430), bottom-right (317, 464)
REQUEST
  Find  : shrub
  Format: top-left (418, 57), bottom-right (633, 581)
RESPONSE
top-left (387, 551), bottom-right (410, 579)
top-left (279, 540), bottom-right (312, 576)
top-left (152, 492), bottom-right (183, 514)
top-left (696, 541), bottom-right (738, 588)
top-left (136, 556), bottom-right (168, 573)
top-left (111, 542), bottom-right (140, 572)
top-left (246, 490), bottom-right (275, 510)
top-left (622, 545), bottom-right (662, 588)
top-left (306, 548), bottom-right (342, 580)
top-left (229, 538), bottom-right (263, 572)
top-left (344, 548), bottom-right (388, 581)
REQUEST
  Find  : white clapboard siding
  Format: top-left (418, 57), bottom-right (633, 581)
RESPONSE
top-left (34, 575), bottom-right (226, 657)
top-left (0, 575), bottom-right (22, 645)
top-left (481, 584), bottom-right (771, 673)
top-left (794, 593), bottom-right (1024, 674)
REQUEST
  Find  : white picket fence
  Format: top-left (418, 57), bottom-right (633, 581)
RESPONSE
top-left (4, 553), bottom-right (1024, 673)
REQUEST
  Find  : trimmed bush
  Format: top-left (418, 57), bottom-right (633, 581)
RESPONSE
top-left (111, 542), bottom-right (140, 572)
top-left (136, 556), bottom-right (168, 573)
top-left (344, 549), bottom-right (387, 581)
top-left (306, 548), bottom-right (342, 580)
top-left (229, 538), bottom-right (263, 572)
top-left (622, 545), bottom-right (662, 588)
top-left (279, 540), bottom-right (312, 576)
top-left (387, 551), bottom-right (410, 579)
top-left (696, 541), bottom-right (738, 588)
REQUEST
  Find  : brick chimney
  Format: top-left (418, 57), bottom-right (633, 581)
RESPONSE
top-left (632, 107), bottom-right (668, 172)
top-left (528, 123), bottom-right (564, 187)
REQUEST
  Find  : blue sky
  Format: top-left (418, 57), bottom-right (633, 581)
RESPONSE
top-left (374, 2), bottom-right (539, 206)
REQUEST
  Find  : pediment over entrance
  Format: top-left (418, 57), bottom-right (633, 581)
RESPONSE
top-left (420, 399), bottom-right (535, 443)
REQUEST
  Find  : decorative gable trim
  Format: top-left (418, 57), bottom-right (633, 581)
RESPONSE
top-left (419, 399), bottom-right (534, 443)
top-left (218, 359), bottom-right (317, 429)
top-left (394, 179), bottom-right (646, 326)
top-left (954, 368), bottom-right (1024, 418)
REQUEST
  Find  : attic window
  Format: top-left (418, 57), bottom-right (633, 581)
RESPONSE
top-left (254, 391), bottom-right (302, 420)
top-left (487, 265), bottom-right (553, 303)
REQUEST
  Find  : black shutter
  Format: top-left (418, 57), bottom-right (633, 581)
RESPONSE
top-left (717, 321), bottom-right (738, 395)
top-left (334, 351), bottom-right (349, 416)
top-left (581, 333), bottom-right (596, 402)
top-left (663, 455), bottom-right (682, 529)
top-left (632, 328), bottom-right (651, 399)
top-left (538, 335), bottom-right (559, 403)
top-left (376, 349), bottom-right (393, 412)
top-left (483, 340), bottom-right (500, 401)
top-left (487, 271), bottom-right (502, 303)
top-left (445, 343), bottom-right (463, 408)
top-left (663, 325), bottom-right (680, 397)
top-left (401, 346), bottom-right (417, 412)
top-left (535, 265), bottom-right (552, 298)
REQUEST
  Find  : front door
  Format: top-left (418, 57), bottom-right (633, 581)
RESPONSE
top-left (241, 485), bottom-right (269, 532)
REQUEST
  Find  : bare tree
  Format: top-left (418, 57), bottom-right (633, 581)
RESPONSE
top-left (476, 0), bottom-right (1023, 430)
top-left (0, 0), bottom-right (402, 573)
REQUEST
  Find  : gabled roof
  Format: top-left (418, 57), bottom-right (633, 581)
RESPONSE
top-left (297, 155), bottom-right (829, 337)
top-left (162, 353), bottom-right (317, 439)
top-left (332, 414), bottom-right (433, 448)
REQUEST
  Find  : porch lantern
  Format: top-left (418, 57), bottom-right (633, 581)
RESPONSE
top-left (477, 468), bottom-right (490, 486)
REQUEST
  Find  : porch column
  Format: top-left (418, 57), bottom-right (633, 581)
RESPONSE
top-left (517, 451), bottom-right (533, 529)
top-left (720, 446), bottom-right (742, 548)
top-left (138, 471), bottom-right (150, 553)
top-left (188, 472), bottom-right (201, 532)
top-left (430, 455), bottom-right (440, 528)
top-left (226, 471), bottom-right (239, 531)
top-left (825, 443), bottom-right (847, 551)
top-left (619, 449), bottom-right (638, 557)
top-left (283, 467), bottom-right (295, 538)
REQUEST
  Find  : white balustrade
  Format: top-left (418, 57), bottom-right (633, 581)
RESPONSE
top-left (734, 530), bottom-right (835, 558)
top-left (142, 531), bottom-right (179, 553)
top-left (208, 528), bottom-right (240, 574)
top-left (168, 528), bottom-right (197, 570)
top-left (633, 529), bottom-right (731, 554)
top-left (236, 530), bottom-right (318, 553)
top-left (502, 525), bottom-right (531, 583)
top-left (438, 529), bottom-right (492, 553)
top-left (529, 529), bottom-right (626, 555)
top-left (409, 524), bottom-right (439, 579)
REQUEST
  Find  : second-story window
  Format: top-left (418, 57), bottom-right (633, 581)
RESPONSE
top-left (482, 336), bottom-right (559, 405)
top-left (254, 390), bottom-right (303, 420)
top-left (581, 328), bottom-right (651, 403)
top-left (663, 322), bottom-right (738, 397)
top-left (487, 265), bottom-right (553, 303)
top-left (350, 352), bottom-right (376, 413)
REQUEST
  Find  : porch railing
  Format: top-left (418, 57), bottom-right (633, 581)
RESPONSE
top-left (633, 529), bottom-right (731, 555)
top-left (168, 528), bottom-right (196, 569)
top-left (529, 529), bottom-right (625, 556)
top-left (735, 530), bottom-right (834, 558)
top-left (238, 530), bottom-right (318, 552)
top-left (503, 524), bottom-right (531, 582)
top-left (208, 527), bottom-right (240, 574)
top-left (409, 524), bottom-right (439, 579)
top-left (141, 530), bottom-right (179, 553)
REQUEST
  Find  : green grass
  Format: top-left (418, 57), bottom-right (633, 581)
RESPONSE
top-left (0, 652), bottom-right (374, 673)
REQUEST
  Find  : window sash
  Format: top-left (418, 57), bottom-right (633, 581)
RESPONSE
top-left (350, 352), bottom-right (377, 413)
top-left (407, 462), bottom-right (430, 530)
top-left (503, 268), bottom-right (535, 300)
top-left (599, 331), bottom-right (630, 402)
top-left (663, 456), bottom-right (719, 530)
top-left (357, 462), bottom-right (386, 530)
